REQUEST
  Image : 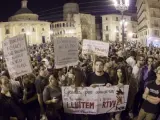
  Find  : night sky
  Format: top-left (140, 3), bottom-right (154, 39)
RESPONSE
top-left (0, 0), bottom-right (136, 22)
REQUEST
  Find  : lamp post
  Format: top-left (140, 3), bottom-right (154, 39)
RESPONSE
top-left (113, 0), bottom-right (129, 50)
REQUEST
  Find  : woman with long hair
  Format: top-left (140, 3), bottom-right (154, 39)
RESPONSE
top-left (111, 67), bottom-right (128, 120)
top-left (43, 75), bottom-right (62, 120)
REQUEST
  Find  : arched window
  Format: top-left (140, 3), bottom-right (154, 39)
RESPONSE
top-left (5, 29), bottom-right (10, 34)
top-left (22, 28), bottom-right (25, 32)
top-left (63, 23), bottom-right (65, 27)
top-left (33, 28), bottom-right (35, 32)
top-left (42, 28), bottom-right (45, 31)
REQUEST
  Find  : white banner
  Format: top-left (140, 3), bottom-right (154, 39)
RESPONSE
top-left (54, 37), bottom-right (79, 69)
top-left (3, 34), bottom-right (32, 78)
top-left (82, 39), bottom-right (109, 57)
top-left (62, 85), bottom-right (129, 114)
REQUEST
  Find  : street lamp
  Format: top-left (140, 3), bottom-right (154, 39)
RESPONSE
top-left (113, 0), bottom-right (130, 50)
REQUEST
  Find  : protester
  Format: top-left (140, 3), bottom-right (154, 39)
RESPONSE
top-left (0, 76), bottom-right (25, 120)
top-left (43, 75), bottom-right (62, 120)
top-left (86, 59), bottom-right (111, 120)
top-left (1, 40), bottom-right (160, 120)
top-left (137, 66), bottom-right (160, 120)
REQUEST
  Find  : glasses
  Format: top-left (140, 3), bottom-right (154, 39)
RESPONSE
top-left (148, 61), bottom-right (153, 62)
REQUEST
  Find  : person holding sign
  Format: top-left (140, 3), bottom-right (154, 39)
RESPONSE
top-left (86, 59), bottom-right (111, 120)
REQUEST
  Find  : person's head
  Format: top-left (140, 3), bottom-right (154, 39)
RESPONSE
top-left (49, 75), bottom-right (58, 87)
top-left (39, 69), bottom-right (48, 77)
top-left (68, 67), bottom-right (74, 74)
top-left (155, 67), bottom-right (160, 81)
top-left (138, 55), bottom-right (145, 66)
top-left (0, 76), bottom-right (11, 93)
top-left (94, 59), bottom-right (104, 73)
top-left (116, 67), bottom-right (127, 84)
top-left (130, 51), bottom-right (136, 58)
top-left (110, 57), bottom-right (117, 65)
top-left (147, 57), bottom-right (153, 66)
top-left (22, 75), bottom-right (30, 86)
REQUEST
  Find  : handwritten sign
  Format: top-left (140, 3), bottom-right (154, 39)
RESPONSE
top-left (3, 34), bottom-right (32, 78)
top-left (62, 85), bottom-right (129, 114)
top-left (54, 37), bottom-right (79, 69)
top-left (82, 39), bottom-right (109, 57)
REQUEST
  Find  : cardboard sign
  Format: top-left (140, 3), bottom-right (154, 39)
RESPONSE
top-left (54, 37), bottom-right (79, 69)
top-left (62, 85), bottom-right (129, 114)
top-left (3, 34), bottom-right (32, 78)
top-left (82, 39), bottom-right (109, 57)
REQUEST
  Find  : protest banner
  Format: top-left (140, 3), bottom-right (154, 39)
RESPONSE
top-left (54, 37), bottom-right (79, 69)
top-left (2, 34), bottom-right (32, 78)
top-left (82, 39), bottom-right (109, 57)
top-left (62, 85), bottom-right (129, 114)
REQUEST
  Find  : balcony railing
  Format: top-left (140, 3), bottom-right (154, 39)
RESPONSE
top-left (151, 15), bottom-right (160, 18)
top-left (138, 25), bottom-right (148, 31)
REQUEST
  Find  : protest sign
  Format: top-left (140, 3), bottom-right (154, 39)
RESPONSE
top-left (54, 37), bottom-right (79, 69)
top-left (82, 39), bottom-right (109, 57)
top-left (62, 85), bottom-right (129, 114)
top-left (2, 34), bottom-right (32, 78)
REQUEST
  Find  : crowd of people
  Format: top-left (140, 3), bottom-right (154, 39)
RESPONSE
top-left (0, 41), bottom-right (160, 120)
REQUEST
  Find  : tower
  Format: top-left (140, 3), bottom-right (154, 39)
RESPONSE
top-left (63, 0), bottom-right (79, 20)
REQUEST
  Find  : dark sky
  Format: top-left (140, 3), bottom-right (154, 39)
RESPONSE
top-left (0, 0), bottom-right (136, 21)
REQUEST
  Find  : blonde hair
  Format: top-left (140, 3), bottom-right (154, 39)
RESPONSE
top-left (0, 76), bottom-right (9, 85)
top-left (155, 66), bottom-right (160, 73)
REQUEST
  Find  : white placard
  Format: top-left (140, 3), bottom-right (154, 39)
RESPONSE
top-left (54, 37), bottom-right (79, 69)
top-left (62, 85), bottom-right (129, 114)
top-left (3, 34), bottom-right (32, 78)
top-left (82, 39), bottom-right (109, 57)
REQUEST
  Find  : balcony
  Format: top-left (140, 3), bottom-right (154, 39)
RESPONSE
top-left (151, 14), bottom-right (160, 18)
top-left (149, 4), bottom-right (160, 9)
top-left (151, 24), bottom-right (160, 28)
top-left (138, 17), bottom-right (147, 25)
top-left (138, 25), bottom-right (148, 31)
top-left (137, 9), bottom-right (146, 18)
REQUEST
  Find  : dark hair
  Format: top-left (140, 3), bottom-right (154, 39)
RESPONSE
top-left (111, 56), bottom-right (117, 62)
top-left (130, 51), bottom-right (136, 57)
top-left (117, 57), bottom-right (124, 63)
top-left (147, 56), bottom-right (153, 61)
top-left (116, 67), bottom-right (128, 85)
top-left (73, 68), bottom-right (85, 87)
top-left (95, 59), bottom-right (104, 66)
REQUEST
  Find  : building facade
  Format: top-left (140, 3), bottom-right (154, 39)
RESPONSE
top-left (102, 14), bottom-right (138, 42)
top-left (136, 0), bottom-right (160, 45)
top-left (0, 0), bottom-right (51, 48)
top-left (51, 0), bottom-right (96, 40)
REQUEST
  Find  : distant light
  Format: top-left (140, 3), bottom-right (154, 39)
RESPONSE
top-left (128, 32), bottom-right (133, 37)
top-left (49, 31), bottom-right (53, 34)
top-left (125, 0), bottom-right (130, 7)
top-left (26, 31), bottom-right (31, 35)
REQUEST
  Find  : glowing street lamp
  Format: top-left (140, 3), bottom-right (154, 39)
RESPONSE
top-left (113, 0), bottom-right (130, 50)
